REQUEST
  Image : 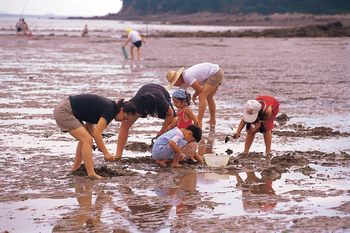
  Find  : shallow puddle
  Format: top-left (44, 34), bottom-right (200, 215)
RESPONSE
top-left (1, 34), bottom-right (350, 232)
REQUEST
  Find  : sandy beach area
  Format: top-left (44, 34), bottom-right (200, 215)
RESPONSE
top-left (0, 31), bottom-right (350, 232)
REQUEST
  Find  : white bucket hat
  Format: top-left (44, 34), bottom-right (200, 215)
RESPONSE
top-left (243, 100), bottom-right (262, 123)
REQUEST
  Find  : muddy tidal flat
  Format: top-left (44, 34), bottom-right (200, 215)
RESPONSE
top-left (0, 33), bottom-right (350, 232)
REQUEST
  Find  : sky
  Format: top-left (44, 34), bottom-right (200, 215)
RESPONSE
top-left (0, 0), bottom-right (123, 16)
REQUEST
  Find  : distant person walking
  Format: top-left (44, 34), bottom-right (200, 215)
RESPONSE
top-left (16, 19), bottom-right (22, 37)
top-left (122, 29), bottom-right (146, 60)
top-left (82, 24), bottom-right (89, 37)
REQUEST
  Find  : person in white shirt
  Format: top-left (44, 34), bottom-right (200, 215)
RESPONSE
top-left (122, 29), bottom-right (146, 60)
top-left (16, 19), bottom-right (22, 37)
top-left (166, 62), bottom-right (224, 128)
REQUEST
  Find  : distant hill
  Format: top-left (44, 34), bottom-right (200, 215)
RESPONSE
top-left (119, 0), bottom-right (350, 15)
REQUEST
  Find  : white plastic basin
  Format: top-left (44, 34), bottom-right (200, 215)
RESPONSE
top-left (204, 153), bottom-right (229, 168)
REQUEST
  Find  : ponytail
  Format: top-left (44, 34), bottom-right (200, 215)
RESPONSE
top-left (114, 99), bottom-right (136, 116)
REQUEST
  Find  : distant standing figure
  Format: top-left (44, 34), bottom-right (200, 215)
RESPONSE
top-left (166, 62), bottom-right (224, 128)
top-left (122, 29), bottom-right (146, 60)
top-left (82, 24), bottom-right (89, 37)
top-left (22, 19), bottom-right (28, 37)
top-left (54, 94), bottom-right (137, 179)
top-left (232, 95), bottom-right (279, 154)
top-left (16, 19), bottom-right (22, 37)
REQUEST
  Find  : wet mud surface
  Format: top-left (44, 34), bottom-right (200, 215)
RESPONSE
top-left (0, 33), bottom-right (350, 232)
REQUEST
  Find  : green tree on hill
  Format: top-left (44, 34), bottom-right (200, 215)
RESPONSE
top-left (120, 0), bottom-right (350, 15)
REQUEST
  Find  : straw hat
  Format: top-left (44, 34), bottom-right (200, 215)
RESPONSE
top-left (166, 67), bottom-right (184, 90)
top-left (126, 29), bottom-right (132, 35)
top-left (243, 100), bottom-right (262, 123)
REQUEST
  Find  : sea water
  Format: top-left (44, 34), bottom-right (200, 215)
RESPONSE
top-left (1, 13), bottom-right (279, 36)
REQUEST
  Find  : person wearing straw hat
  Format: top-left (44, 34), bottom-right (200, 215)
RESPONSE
top-left (122, 29), bottom-right (146, 60)
top-left (166, 62), bottom-right (224, 128)
top-left (232, 96), bottom-right (279, 155)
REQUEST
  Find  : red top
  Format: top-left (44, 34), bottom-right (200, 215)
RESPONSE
top-left (255, 95), bottom-right (279, 131)
top-left (177, 106), bottom-right (193, 129)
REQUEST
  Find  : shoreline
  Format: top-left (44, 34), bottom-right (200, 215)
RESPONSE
top-left (2, 20), bottom-right (349, 38)
top-left (72, 12), bottom-right (350, 27)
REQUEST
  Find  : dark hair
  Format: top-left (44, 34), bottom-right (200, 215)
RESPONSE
top-left (138, 93), bottom-right (157, 117)
top-left (186, 124), bottom-right (202, 142)
top-left (176, 91), bottom-right (191, 106)
top-left (245, 110), bottom-right (267, 133)
top-left (115, 99), bottom-right (136, 116)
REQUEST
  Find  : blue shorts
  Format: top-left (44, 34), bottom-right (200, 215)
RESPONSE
top-left (132, 41), bottom-right (142, 48)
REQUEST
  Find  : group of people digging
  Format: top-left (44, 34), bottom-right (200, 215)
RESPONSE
top-left (54, 62), bottom-right (279, 179)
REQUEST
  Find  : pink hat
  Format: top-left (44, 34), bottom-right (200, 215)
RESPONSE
top-left (243, 100), bottom-right (261, 123)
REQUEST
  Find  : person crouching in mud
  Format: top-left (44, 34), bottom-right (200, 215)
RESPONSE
top-left (232, 95), bottom-right (279, 155)
top-left (54, 94), bottom-right (136, 179)
top-left (152, 125), bottom-right (202, 167)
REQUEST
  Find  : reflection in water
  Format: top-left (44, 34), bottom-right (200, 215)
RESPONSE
top-left (198, 124), bottom-right (215, 156)
top-left (114, 173), bottom-right (198, 231)
top-left (235, 167), bottom-right (278, 213)
top-left (52, 180), bottom-right (112, 232)
top-left (114, 185), bottom-right (172, 231)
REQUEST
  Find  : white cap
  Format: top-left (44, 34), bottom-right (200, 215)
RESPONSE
top-left (243, 100), bottom-right (261, 123)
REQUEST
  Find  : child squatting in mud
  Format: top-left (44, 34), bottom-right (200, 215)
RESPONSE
top-left (168, 89), bottom-right (204, 163)
top-left (152, 125), bottom-right (202, 167)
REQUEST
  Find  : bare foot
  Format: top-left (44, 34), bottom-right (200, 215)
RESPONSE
top-left (205, 119), bottom-right (216, 125)
top-left (113, 155), bottom-right (122, 160)
top-left (171, 163), bottom-right (182, 168)
top-left (198, 121), bottom-right (203, 128)
top-left (156, 160), bottom-right (167, 167)
top-left (87, 174), bottom-right (105, 179)
top-left (71, 164), bottom-right (81, 172)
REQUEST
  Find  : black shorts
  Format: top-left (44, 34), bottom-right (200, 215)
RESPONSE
top-left (132, 41), bottom-right (142, 48)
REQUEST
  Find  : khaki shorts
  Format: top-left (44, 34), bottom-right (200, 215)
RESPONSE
top-left (53, 99), bottom-right (83, 132)
top-left (205, 67), bottom-right (224, 86)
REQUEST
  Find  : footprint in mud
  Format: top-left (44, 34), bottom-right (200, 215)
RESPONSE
top-left (271, 154), bottom-right (309, 166)
top-left (124, 142), bottom-right (152, 152)
top-left (72, 164), bottom-right (138, 178)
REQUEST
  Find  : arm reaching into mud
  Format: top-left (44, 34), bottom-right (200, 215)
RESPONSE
top-left (114, 114), bottom-right (141, 159)
top-left (233, 119), bottom-right (247, 138)
top-left (91, 117), bottom-right (113, 161)
top-left (157, 106), bottom-right (175, 138)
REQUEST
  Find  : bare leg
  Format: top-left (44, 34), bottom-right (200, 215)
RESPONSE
top-left (263, 131), bottom-right (272, 154)
top-left (130, 45), bottom-right (135, 60)
top-left (197, 83), bottom-right (217, 128)
top-left (72, 141), bottom-right (83, 171)
top-left (205, 86), bottom-right (219, 125)
top-left (171, 153), bottom-right (182, 167)
top-left (72, 123), bottom-right (95, 171)
top-left (69, 127), bottom-right (103, 179)
top-left (244, 132), bottom-right (256, 154)
top-left (137, 47), bottom-right (141, 60)
top-left (115, 114), bottom-right (140, 158)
